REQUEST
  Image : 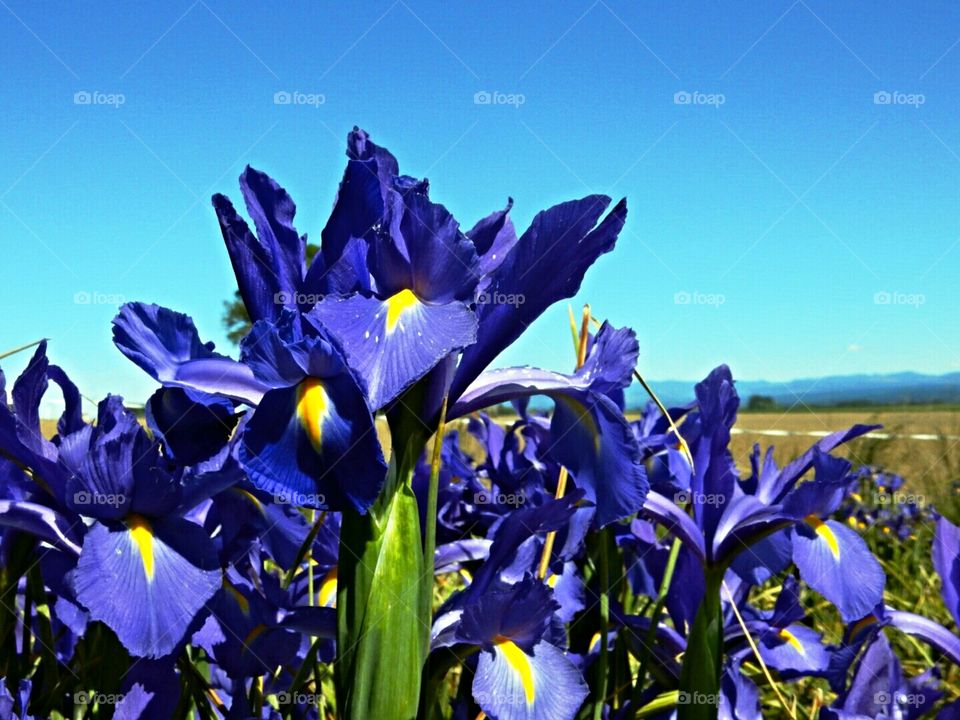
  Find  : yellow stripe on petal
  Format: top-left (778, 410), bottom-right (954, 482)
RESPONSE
top-left (589, 631), bottom-right (602, 653)
top-left (495, 637), bottom-right (535, 705)
top-left (805, 515), bottom-right (840, 560)
top-left (224, 580), bottom-right (250, 615)
top-left (850, 614), bottom-right (879, 639)
top-left (384, 288), bottom-right (419, 334)
top-left (297, 378), bottom-right (330, 453)
top-left (778, 628), bottom-right (806, 656)
top-left (128, 515), bottom-right (155, 581)
top-left (318, 567), bottom-right (338, 607)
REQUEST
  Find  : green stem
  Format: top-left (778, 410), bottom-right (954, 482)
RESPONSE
top-left (677, 566), bottom-right (725, 720)
top-left (593, 529), bottom-right (611, 719)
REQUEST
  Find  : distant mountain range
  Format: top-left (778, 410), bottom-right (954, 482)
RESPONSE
top-left (627, 372), bottom-right (960, 409)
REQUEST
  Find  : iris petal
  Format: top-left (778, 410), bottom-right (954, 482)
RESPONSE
top-left (75, 518), bottom-right (221, 658)
top-left (239, 375), bottom-right (386, 513)
top-left (792, 519), bottom-right (884, 622)
top-left (472, 639), bottom-right (588, 720)
top-left (309, 294), bottom-right (477, 410)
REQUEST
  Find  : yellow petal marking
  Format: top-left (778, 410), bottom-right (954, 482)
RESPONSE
top-left (778, 628), bottom-right (806, 655)
top-left (384, 288), bottom-right (420, 334)
top-left (495, 637), bottom-right (535, 704)
top-left (318, 566), bottom-right (338, 607)
top-left (128, 514), bottom-right (155, 581)
top-left (805, 515), bottom-right (840, 560)
top-left (297, 378), bottom-right (329, 453)
top-left (224, 580), bottom-right (250, 615)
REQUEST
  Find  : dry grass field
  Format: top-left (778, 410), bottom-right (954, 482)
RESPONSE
top-left (40, 405), bottom-right (960, 509)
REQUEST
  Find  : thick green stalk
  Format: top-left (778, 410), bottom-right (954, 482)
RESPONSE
top-left (335, 452), bottom-right (426, 720)
top-left (335, 388), bottom-right (434, 720)
top-left (677, 566), bottom-right (725, 720)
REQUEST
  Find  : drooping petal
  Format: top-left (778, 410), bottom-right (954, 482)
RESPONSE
top-left (728, 528), bottom-right (792, 586)
top-left (75, 516), bottom-right (221, 658)
top-left (791, 518), bottom-right (884, 622)
top-left (549, 391), bottom-right (647, 527)
top-left (472, 639), bottom-right (588, 720)
top-left (449, 322), bottom-right (638, 417)
top-left (640, 490), bottom-right (707, 563)
top-left (756, 622), bottom-right (830, 677)
top-left (113, 303), bottom-right (268, 405)
top-left (886, 609), bottom-right (960, 666)
top-left (451, 195), bottom-right (627, 398)
top-left (309, 293), bottom-right (477, 410)
top-left (238, 374), bottom-right (386, 513)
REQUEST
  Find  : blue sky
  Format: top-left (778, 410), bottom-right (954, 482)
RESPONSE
top-left (1, 1), bottom-right (958, 413)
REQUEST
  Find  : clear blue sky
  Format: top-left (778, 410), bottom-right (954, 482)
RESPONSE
top-left (1, 1), bottom-right (958, 414)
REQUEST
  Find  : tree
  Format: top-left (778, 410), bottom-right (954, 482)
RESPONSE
top-left (746, 394), bottom-right (778, 411)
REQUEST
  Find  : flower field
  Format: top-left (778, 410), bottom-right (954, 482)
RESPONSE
top-left (1, 128), bottom-right (959, 720)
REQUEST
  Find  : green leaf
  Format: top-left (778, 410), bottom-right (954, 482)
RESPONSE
top-left (336, 469), bottom-right (426, 720)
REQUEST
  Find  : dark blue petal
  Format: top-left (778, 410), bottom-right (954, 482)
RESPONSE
top-left (0, 500), bottom-right (81, 555)
top-left (113, 303), bottom-right (268, 404)
top-left (550, 391), bottom-right (647, 527)
top-left (238, 166), bottom-right (305, 313)
top-left (239, 374), bottom-right (386, 513)
top-left (452, 195), bottom-right (626, 398)
top-left (467, 198), bottom-right (518, 281)
top-left (760, 424), bottom-right (881, 504)
top-left (145, 387), bottom-right (238, 465)
top-left (212, 193), bottom-right (278, 324)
